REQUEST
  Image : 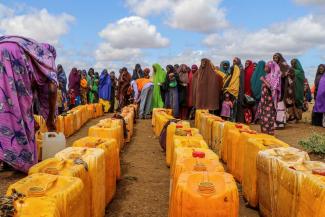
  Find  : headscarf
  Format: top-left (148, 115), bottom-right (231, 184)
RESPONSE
top-left (177, 64), bottom-right (189, 84)
top-left (273, 53), bottom-right (289, 74)
top-left (314, 64), bottom-right (325, 98)
top-left (291, 59), bottom-right (305, 108)
top-left (152, 63), bottom-right (166, 109)
top-left (250, 60), bottom-right (266, 101)
top-left (188, 64), bottom-right (198, 107)
top-left (220, 60), bottom-right (231, 75)
top-left (99, 69), bottom-right (111, 100)
top-left (244, 60), bottom-right (254, 96)
top-left (118, 68), bottom-right (131, 97)
top-left (234, 57), bottom-right (244, 70)
top-left (195, 58), bottom-right (223, 110)
top-left (68, 67), bottom-right (80, 95)
top-left (223, 65), bottom-right (240, 98)
top-left (143, 68), bottom-right (150, 78)
top-left (132, 63), bottom-right (144, 80)
top-left (266, 61), bottom-right (281, 106)
top-left (57, 64), bottom-right (67, 93)
top-left (314, 71), bottom-right (325, 113)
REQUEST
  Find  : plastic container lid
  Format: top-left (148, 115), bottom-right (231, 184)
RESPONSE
top-left (192, 151), bottom-right (206, 158)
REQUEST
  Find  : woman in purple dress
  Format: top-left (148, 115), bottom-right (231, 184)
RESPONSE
top-left (0, 36), bottom-right (58, 173)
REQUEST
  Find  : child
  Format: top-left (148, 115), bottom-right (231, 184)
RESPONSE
top-left (69, 89), bottom-right (76, 110)
top-left (221, 93), bottom-right (233, 120)
top-left (80, 73), bottom-right (88, 105)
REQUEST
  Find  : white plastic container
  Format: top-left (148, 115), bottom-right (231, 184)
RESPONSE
top-left (42, 132), bottom-right (66, 160)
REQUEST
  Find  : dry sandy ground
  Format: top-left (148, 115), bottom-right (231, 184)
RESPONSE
top-left (0, 116), bottom-right (324, 217)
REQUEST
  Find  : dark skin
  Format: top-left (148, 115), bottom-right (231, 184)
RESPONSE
top-left (319, 65), bottom-right (325, 74)
top-left (273, 54), bottom-right (280, 64)
top-left (223, 63), bottom-right (229, 71)
top-left (47, 81), bottom-right (58, 132)
top-left (233, 58), bottom-right (240, 66)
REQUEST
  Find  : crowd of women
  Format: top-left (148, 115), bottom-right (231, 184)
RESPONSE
top-left (1, 35), bottom-right (325, 173)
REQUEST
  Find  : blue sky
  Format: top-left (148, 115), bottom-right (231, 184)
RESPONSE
top-left (1, 0), bottom-right (325, 81)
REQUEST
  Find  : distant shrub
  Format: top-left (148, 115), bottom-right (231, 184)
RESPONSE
top-left (299, 133), bottom-right (325, 155)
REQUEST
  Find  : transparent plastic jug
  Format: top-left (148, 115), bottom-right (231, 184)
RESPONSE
top-left (42, 132), bottom-right (66, 160)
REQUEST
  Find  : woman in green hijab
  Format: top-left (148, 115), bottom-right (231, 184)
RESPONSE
top-left (290, 58), bottom-right (305, 120)
top-left (152, 63), bottom-right (166, 109)
top-left (250, 60), bottom-right (266, 102)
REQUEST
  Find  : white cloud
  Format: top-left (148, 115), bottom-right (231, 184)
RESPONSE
top-left (99, 16), bottom-right (169, 49)
top-left (294, 0), bottom-right (325, 5)
top-left (125, 0), bottom-right (228, 33)
top-left (167, 0), bottom-right (228, 32)
top-left (125, 0), bottom-right (171, 17)
top-left (95, 16), bottom-right (169, 70)
top-left (0, 4), bottom-right (74, 44)
top-left (203, 15), bottom-right (325, 60)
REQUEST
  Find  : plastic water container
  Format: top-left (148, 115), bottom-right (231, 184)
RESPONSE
top-left (42, 132), bottom-right (66, 160)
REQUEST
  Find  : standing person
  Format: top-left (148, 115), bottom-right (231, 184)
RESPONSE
top-left (0, 36), bottom-right (58, 173)
top-left (88, 69), bottom-right (96, 104)
top-left (221, 93), bottom-right (233, 120)
top-left (152, 63), bottom-right (166, 109)
top-left (273, 53), bottom-right (289, 128)
top-left (188, 64), bottom-right (198, 119)
top-left (290, 58), bottom-right (305, 121)
top-left (80, 71), bottom-right (88, 105)
top-left (195, 58), bottom-right (223, 113)
top-left (251, 60), bottom-right (266, 120)
top-left (233, 57), bottom-right (245, 123)
top-left (223, 61), bottom-right (240, 121)
top-left (57, 64), bottom-right (68, 113)
top-left (117, 67), bottom-right (131, 110)
top-left (109, 71), bottom-right (117, 112)
top-left (312, 64), bottom-right (325, 126)
top-left (98, 69), bottom-right (111, 112)
top-left (135, 68), bottom-right (154, 119)
top-left (132, 63), bottom-right (144, 80)
top-left (244, 60), bottom-right (254, 96)
top-left (178, 64), bottom-right (190, 119)
top-left (165, 65), bottom-right (180, 117)
top-left (68, 68), bottom-right (81, 108)
top-left (256, 61), bottom-right (281, 135)
top-left (94, 72), bottom-right (100, 103)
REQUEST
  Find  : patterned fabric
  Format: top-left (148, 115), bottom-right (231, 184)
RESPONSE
top-left (0, 36), bottom-right (57, 172)
top-left (257, 84), bottom-right (276, 135)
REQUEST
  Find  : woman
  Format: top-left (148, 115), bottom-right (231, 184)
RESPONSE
top-left (109, 71), bottom-right (117, 112)
top-left (312, 64), bottom-right (325, 126)
top-left (0, 36), bottom-right (58, 173)
top-left (165, 65), bottom-right (180, 117)
top-left (99, 69), bottom-right (111, 112)
top-left (233, 57), bottom-right (245, 122)
top-left (80, 71), bottom-right (88, 105)
top-left (188, 64), bottom-right (198, 119)
top-left (178, 64), bottom-right (190, 119)
top-left (117, 67), bottom-right (131, 110)
top-left (152, 63), bottom-right (166, 109)
top-left (57, 64), bottom-right (68, 113)
top-left (195, 58), bottom-right (223, 113)
top-left (132, 63), bottom-right (144, 81)
top-left (251, 61), bottom-right (266, 120)
top-left (244, 60), bottom-right (254, 96)
top-left (136, 68), bottom-right (154, 119)
top-left (88, 69), bottom-right (96, 104)
top-left (257, 61), bottom-right (281, 135)
top-left (68, 68), bottom-right (81, 108)
top-left (273, 53), bottom-right (289, 128)
top-left (220, 60), bottom-right (231, 76)
top-left (289, 59), bottom-right (305, 121)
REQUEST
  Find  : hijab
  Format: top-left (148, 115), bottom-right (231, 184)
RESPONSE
top-left (315, 64), bottom-right (325, 94)
top-left (132, 63), bottom-right (144, 80)
top-left (250, 60), bottom-right (266, 101)
top-left (223, 65), bottom-right (240, 98)
top-left (99, 69), bottom-right (111, 100)
top-left (68, 67), bottom-right (81, 95)
top-left (291, 59), bottom-right (305, 108)
top-left (244, 60), bottom-right (254, 96)
top-left (152, 63), bottom-right (166, 109)
top-left (273, 53), bottom-right (289, 74)
top-left (195, 58), bottom-right (223, 110)
top-left (220, 60), bottom-right (231, 75)
top-left (57, 64), bottom-right (67, 93)
top-left (188, 64), bottom-right (198, 107)
top-left (266, 61), bottom-right (281, 105)
top-left (177, 64), bottom-right (189, 84)
top-left (314, 70), bottom-right (325, 113)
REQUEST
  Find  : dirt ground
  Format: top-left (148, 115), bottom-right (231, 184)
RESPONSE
top-left (1, 115), bottom-right (324, 217)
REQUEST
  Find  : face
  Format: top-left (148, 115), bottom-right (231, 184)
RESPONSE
top-left (223, 63), bottom-right (229, 71)
top-left (245, 61), bottom-right (250, 68)
top-left (319, 65), bottom-right (325, 74)
top-left (264, 64), bottom-right (270, 73)
top-left (201, 60), bottom-right (206, 68)
top-left (253, 63), bottom-right (257, 69)
top-left (233, 58), bottom-right (238, 66)
top-left (291, 59), bottom-right (296, 68)
top-left (273, 55), bottom-right (279, 63)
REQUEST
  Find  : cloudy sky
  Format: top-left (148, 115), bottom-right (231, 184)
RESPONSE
top-left (1, 0), bottom-right (325, 81)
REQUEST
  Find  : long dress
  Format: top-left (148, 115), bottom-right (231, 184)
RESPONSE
top-left (0, 36), bottom-right (58, 172)
top-left (313, 72), bottom-right (325, 127)
top-left (99, 70), bottom-right (111, 112)
top-left (152, 64), bottom-right (166, 109)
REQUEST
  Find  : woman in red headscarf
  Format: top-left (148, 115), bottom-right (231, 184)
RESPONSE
top-left (244, 60), bottom-right (254, 96)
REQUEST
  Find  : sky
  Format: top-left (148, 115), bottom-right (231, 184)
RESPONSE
top-left (1, 0), bottom-right (325, 81)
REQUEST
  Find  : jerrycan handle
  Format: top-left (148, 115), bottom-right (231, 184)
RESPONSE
top-left (47, 132), bottom-right (58, 138)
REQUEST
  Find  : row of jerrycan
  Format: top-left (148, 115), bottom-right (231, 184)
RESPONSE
top-left (7, 106), bottom-right (137, 217)
top-left (195, 110), bottom-right (325, 217)
top-left (155, 110), bottom-right (240, 217)
top-left (34, 104), bottom-right (105, 161)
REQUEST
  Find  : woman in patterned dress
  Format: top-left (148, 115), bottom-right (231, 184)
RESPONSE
top-left (257, 61), bottom-right (281, 135)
